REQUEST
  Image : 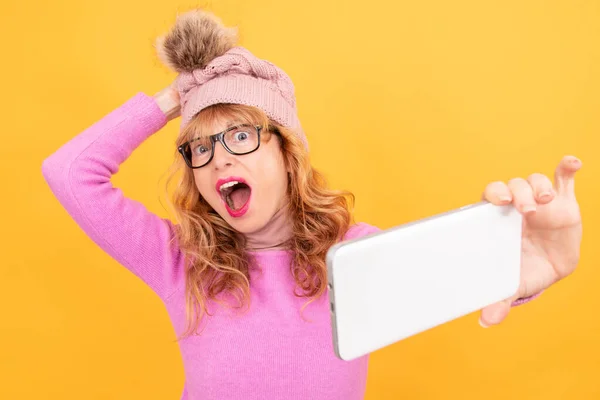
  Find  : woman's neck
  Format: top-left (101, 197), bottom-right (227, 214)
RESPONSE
top-left (242, 204), bottom-right (293, 251)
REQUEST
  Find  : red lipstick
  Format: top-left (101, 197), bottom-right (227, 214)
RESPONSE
top-left (215, 176), bottom-right (252, 218)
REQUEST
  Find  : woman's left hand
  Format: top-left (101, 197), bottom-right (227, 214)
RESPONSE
top-left (479, 155), bottom-right (583, 327)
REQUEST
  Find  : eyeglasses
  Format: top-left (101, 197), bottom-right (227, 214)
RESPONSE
top-left (177, 124), bottom-right (265, 169)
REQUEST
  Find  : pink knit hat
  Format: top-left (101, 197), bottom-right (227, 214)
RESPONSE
top-left (156, 10), bottom-right (307, 149)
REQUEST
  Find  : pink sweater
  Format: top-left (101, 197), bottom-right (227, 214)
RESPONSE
top-left (41, 92), bottom-right (381, 399)
top-left (42, 92), bottom-right (538, 399)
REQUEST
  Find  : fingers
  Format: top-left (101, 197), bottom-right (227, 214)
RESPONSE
top-left (483, 154), bottom-right (580, 214)
top-left (526, 173), bottom-right (555, 205)
top-left (482, 181), bottom-right (512, 205)
top-left (483, 174), bottom-right (553, 211)
top-left (507, 178), bottom-right (537, 214)
top-left (554, 155), bottom-right (582, 196)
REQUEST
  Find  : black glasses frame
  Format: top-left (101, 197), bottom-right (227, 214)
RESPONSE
top-left (177, 124), bottom-right (265, 169)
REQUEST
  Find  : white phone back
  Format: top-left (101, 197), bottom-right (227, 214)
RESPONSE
top-left (326, 201), bottom-right (523, 361)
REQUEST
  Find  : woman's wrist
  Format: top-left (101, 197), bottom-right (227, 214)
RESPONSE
top-left (153, 85), bottom-right (181, 122)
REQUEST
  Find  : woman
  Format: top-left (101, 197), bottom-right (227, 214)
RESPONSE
top-left (41, 9), bottom-right (583, 400)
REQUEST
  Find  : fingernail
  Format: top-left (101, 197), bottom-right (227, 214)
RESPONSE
top-left (499, 196), bottom-right (512, 203)
top-left (538, 191), bottom-right (552, 200)
top-left (522, 204), bottom-right (537, 213)
top-left (479, 318), bottom-right (490, 328)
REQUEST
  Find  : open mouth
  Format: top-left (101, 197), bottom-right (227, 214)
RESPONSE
top-left (217, 178), bottom-right (252, 216)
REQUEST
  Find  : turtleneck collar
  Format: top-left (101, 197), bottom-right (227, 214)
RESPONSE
top-left (241, 202), bottom-right (293, 251)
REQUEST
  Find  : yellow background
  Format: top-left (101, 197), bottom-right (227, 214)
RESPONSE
top-left (2, 0), bottom-right (599, 398)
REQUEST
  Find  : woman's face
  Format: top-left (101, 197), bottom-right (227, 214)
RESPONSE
top-left (192, 117), bottom-right (290, 234)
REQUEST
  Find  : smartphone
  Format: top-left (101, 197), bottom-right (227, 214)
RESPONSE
top-left (326, 201), bottom-right (522, 361)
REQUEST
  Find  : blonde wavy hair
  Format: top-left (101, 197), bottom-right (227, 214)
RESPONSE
top-left (163, 103), bottom-right (354, 338)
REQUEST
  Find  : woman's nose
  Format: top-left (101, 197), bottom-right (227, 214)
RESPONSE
top-left (211, 141), bottom-right (235, 169)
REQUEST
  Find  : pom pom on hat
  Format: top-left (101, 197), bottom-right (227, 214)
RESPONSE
top-left (155, 10), bottom-right (238, 73)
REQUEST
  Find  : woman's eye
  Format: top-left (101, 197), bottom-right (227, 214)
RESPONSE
top-left (234, 131), bottom-right (249, 141)
top-left (193, 145), bottom-right (209, 155)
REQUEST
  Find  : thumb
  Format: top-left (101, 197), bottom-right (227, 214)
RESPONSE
top-left (479, 298), bottom-right (513, 328)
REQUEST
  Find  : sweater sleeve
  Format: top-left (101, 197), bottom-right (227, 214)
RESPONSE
top-left (511, 291), bottom-right (542, 306)
top-left (41, 92), bottom-right (184, 301)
